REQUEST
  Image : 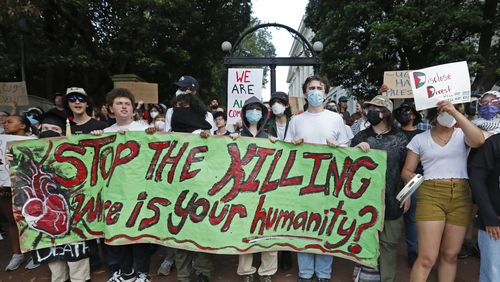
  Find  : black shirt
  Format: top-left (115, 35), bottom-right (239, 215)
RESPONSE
top-left (71, 118), bottom-right (108, 135)
top-left (351, 127), bottom-right (409, 220)
top-left (470, 133), bottom-right (500, 230)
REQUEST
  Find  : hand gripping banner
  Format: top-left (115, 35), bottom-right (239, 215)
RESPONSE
top-left (9, 132), bottom-right (386, 267)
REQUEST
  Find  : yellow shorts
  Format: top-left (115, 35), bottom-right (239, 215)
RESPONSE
top-left (415, 179), bottom-right (472, 227)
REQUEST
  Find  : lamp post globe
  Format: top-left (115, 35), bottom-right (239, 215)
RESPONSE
top-left (312, 41), bottom-right (324, 53)
top-left (221, 41), bottom-right (232, 52)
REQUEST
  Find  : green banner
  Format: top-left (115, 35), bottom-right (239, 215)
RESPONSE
top-left (10, 132), bottom-right (386, 267)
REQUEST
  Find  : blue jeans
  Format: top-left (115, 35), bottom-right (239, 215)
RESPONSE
top-left (297, 253), bottom-right (333, 279)
top-left (404, 192), bottom-right (418, 254)
top-left (478, 229), bottom-right (500, 282)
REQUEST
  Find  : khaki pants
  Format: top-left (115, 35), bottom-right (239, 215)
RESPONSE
top-left (237, 252), bottom-right (278, 276)
top-left (48, 258), bottom-right (90, 282)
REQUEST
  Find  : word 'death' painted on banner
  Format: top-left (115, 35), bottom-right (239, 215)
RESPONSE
top-left (410, 61), bottom-right (471, 111)
top-left (227, 68), bottom-right (264, 124)
top-left (9, 132), bottom-right (386, 267)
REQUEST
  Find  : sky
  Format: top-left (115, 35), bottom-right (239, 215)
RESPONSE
top-left (251, 0), bottom-right (308, 101)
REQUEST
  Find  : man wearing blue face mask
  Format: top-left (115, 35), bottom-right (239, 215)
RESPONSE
top-left (472, 90), bottom-right (500, 138)
top-left (285, 75), bottom-right (350, 282)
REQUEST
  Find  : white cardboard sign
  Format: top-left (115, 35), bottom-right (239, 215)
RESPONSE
top-left (227, 68), bottom-right (263, 124)
top-left (409, 61), bottom-right (471, 111)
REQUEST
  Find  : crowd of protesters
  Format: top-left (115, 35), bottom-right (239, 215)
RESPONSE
top-left (0, 73), bottom-right (498, 282)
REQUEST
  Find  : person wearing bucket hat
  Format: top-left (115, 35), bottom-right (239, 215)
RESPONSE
top-left (351, 95), bottom-right (410, 281)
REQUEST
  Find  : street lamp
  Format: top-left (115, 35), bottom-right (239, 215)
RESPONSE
top-left (313, 41), bottom-right (324, 53)
top-left (221, 41), bottom-right (232, 53)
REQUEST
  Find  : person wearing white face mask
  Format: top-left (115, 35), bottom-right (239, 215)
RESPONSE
top-left (401, 100), bottom-right (484, 282)
top-left (265, 91), bottom-right (292, 141)
top-left (284, 75), bottom-right (350, 282)
top-left (147, 104), bottom-right (163, 126)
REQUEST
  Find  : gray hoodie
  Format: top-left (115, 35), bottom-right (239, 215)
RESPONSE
top-left (240, 96), bottom-right (269, 138)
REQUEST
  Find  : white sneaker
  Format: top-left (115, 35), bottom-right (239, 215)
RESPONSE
top-left (5, 254), bottom-right (25, 271)
top-left (25, 257), bottom-right (40, 270)
top-left (107, 269), bottom-right (136, 282)
top-left (135, 273), bottom-right (150, 282)
top-left (157, 258), bottom-right (173, 276)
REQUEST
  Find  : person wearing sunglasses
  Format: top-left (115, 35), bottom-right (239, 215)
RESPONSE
top-left (65, 87), bottom-right (107, 135)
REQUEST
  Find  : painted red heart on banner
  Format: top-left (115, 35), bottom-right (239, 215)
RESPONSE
top-left (22, 194), bottom-right (70, 236)
top-left (17, 156), bottom-right (71, 237)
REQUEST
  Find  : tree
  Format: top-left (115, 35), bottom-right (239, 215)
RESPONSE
top-left (0, 0), bottom-right (253, 103)
top-left (305, 0), bottom-right (499, 99)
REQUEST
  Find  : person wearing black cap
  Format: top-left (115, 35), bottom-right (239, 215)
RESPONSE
top-left (164, 75), bottom-right (215, 133)
top-left (64, 87), bottom-right (107, 135)
top-left (265, 91), bottom-right (292, 141)
top-left (393, 101), bottom-right (423, 268)
top-left (174, 75), bottom-right (200, 96)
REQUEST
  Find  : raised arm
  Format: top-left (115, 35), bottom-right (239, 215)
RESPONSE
top-left (437, 100), bottom-right (484, 148)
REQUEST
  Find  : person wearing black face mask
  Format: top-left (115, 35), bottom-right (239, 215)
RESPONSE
top-left (393, 102), bottom-right (424, 269)
top-left (35, 114), bottom-right (93, 282)
top-left (351, 95), bottom-right (410, 281)
top-left (39, 114), bottom-right (65, 138)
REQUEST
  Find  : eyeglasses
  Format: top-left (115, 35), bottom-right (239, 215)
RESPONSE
top-left (67, 95), bottom-right (86, 103)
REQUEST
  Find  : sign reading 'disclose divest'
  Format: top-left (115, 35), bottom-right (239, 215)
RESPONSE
top-left (227, 68), bottom-right (263, 124)
top-left (383, 71), bottom-right (413, 99)
top-left (10, 132), bottom-right (386, 267)
top-left (410, 61), bottom-right (471, 111)
top-left (0, 81), bottom-right (29, 105)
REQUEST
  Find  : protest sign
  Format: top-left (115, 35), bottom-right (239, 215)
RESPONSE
top-left (227, 68), bottom-right (264, 124)
top-left (0, 81), bottom-right (29, 106)
top-left (383, 71), bottom-right (413, 99)
top-left (409, 61), bottom-right (471, 111)
top-left (9, 132), bottom-right (386, 267)
top-left (114, 81), bottom-right (158, 103)
top-left (0, 135), bottom-right (36, 187)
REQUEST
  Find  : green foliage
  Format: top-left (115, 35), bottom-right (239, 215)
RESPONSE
top-left (0, 0), bottom-right (252, 103)
top-left (305, 0), bottom-right (499, 99)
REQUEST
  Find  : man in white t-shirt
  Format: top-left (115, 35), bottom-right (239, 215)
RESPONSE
top-left (285, 75), bottom-right (349, 282)
top-left (285, 76), bottom-right (350, 147)
top-left (92, 88), bottom-right (151, 282)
